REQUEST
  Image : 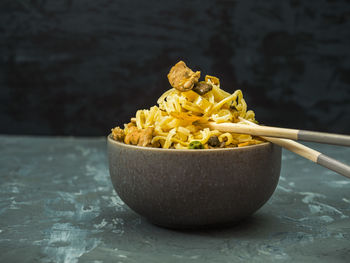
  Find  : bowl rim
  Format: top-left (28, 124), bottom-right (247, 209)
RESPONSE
top-left (107, 134), bottom-right (272, 153)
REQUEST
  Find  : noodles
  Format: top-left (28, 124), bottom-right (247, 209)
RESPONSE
top-left (111, 61), bottom-right (264, 149)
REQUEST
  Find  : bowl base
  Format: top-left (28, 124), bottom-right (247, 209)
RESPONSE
top-left (146, 216), bottom-right (250, 230)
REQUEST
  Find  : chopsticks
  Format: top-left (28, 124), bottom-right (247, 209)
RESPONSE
top-left (206, 122), bottom-right (350, 146)
top-left (205, 119), bottom-right (350, 179)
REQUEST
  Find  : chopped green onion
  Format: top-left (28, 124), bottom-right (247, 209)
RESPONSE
top-left (188, 141), bottom-right (204, 149)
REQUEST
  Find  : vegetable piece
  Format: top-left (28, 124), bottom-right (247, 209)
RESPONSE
top-left (182, 90), bottom-right (199, 101)
top-left (188, 141), bottom-right (204, 149)
top-left (208, 135), bottom-right (220, 147)
top-left (193, 81), bottom-right (213, 95)
top-left (170, 112), bottom-right (204, 123)
top-left (167, 61), bottom-right (200, 91)
top-left (238, 142), bottom-right (251, 147)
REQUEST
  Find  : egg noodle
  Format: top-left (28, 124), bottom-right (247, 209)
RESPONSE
top-left (112, 63), bottom-right (264, 149)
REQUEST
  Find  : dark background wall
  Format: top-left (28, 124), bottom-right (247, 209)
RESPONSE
top-left (1, 0), bottom-right (349, 136)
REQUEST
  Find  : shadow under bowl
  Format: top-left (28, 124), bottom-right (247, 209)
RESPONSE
top-left (107, 135), bottom-right (281, 229)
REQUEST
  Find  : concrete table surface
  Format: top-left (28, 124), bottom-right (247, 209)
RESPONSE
top-left (0, 135), bottom-right (349, 263)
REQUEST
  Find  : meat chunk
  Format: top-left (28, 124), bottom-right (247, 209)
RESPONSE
top-left (124, 126), bottom-right (154, 147)
top-left (111, 126), bottom-right (125, 141)
top-left (124, 126), bottom-right (141, 145)
top-left (167, 61), bottom-right (200, 91)
top-left (137, 127), bottom-right (154, 147)
top-left (193, 81), bottom-right (212, 95)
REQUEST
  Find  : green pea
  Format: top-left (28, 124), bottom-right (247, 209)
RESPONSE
top-left (188, 141), bottom-right (204, 149)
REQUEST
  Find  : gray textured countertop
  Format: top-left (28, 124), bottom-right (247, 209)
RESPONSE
top-left (0, 135), bottom-right (349, 263)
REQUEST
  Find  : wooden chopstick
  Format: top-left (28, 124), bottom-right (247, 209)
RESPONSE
top-left (206, 122), bottom-right (350, 147)
top-left (234, 118), bottom-right (350, 179)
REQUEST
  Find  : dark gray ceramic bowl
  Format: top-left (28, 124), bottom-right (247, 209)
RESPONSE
top-left (107, 135), bottom-right (281, 229)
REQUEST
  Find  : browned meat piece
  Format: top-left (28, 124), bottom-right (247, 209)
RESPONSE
top-left (167, 61), bottom-right (200, 91)
top-left (193, 81), bottom-right (213, 95)
top-left (111, 126), bottom-right (125, 141)
top-left (137, 127), bottom-right (154, 147)
top-left (124, 126), bottom-right (141, 145)
top-left (124, 126), bottom-right (154, 147)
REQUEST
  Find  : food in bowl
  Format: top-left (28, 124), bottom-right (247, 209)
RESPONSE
top-left (111, 61), bottom-right (265, 149)
top-left (108, 61), bottom-right (282, 228)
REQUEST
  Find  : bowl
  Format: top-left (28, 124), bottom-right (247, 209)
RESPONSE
top-left (107, 135), bottom-right (281, 229)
